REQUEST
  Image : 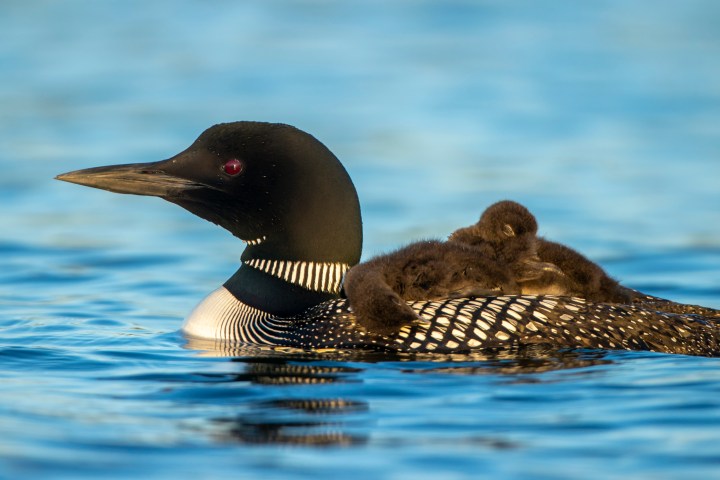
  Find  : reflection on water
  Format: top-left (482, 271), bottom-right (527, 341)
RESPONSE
top-left (210, 398), bottom-right (368, 446)
top-left (189, 338), bottom-right (616, 373)
top-left (177, 357), bottom-right (370, 446)
top-left (178, 347), bottom-right (617, 446)
top-left (229, 359), bottom-right (363, 386)
top-left (152, 347), bottom-right (617, 447)
top-left (400, 347), bottom-right (614, 377)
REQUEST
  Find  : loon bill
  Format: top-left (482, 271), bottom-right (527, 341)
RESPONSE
top-left (56, 121), bottom-right (720, 356)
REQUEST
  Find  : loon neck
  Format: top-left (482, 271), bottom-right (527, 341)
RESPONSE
top-left (223, 258), bottom-right (351, 317)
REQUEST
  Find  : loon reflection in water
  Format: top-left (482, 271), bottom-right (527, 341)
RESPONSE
top-left (56, 122), bottom-right (720, 356)
top-left (194, 350), bottom-right (615, 446)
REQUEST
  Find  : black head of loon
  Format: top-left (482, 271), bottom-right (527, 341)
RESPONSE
top-left (57, 122), bottom-right (362, 317)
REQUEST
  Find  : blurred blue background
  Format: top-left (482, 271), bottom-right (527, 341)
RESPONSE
top-left (2, 1), bottom-right (720, 479)
top-left (4, 1), bottom-right (720, 254)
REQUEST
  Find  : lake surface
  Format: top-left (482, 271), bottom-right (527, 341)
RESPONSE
top-left (2, 1), bottom-right (720, 478)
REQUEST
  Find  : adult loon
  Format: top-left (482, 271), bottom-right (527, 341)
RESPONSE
top-left (56, 122), bottom-right (720, 356)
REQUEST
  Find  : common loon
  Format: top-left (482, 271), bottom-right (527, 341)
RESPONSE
top-left (56, 122), bottom-right (720, 356)
top-left (343, 200), bottom-right (563, 336)
top-left (450, 200), bottom-right (632, 303)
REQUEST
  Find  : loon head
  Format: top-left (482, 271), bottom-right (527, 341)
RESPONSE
top-left (57, 122), bottom-right (362, 265)
top-left (57, 122), bottom-right (363, 318)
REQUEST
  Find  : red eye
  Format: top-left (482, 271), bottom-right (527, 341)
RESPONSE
top-left (223, 158), bottom-right (243, 176)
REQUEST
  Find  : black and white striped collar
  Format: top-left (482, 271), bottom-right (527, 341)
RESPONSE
top-left (242, 235), bottom-right (267, 247)
top-left (242, 258), bottom-right (350, 294)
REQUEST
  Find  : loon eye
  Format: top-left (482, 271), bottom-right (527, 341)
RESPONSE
top-left (223, 158), bottom-right (244, 176)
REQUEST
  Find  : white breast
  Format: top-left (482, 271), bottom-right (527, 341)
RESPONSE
top-left (182, 286), bottom-right (270, 341)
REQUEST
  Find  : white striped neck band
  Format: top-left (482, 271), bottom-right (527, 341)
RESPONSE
top-left (243, 258), bottom-right (351, 294)
top-left (242, 236), bottom-right (267, 246)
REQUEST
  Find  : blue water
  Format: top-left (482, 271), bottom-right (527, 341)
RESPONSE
top-left (2, 1), bottom-right (720, 478)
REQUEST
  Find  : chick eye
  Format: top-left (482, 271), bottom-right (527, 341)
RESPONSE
top-left (223, 158), bottom-right (244, 176)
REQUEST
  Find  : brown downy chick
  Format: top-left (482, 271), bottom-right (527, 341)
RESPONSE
top-left (343, 240), bottom-right (520, 336)
top-left (453, 200), bottom-right (630, 303)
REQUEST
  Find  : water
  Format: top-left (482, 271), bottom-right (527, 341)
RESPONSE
top-left (2, 1), bottom-right (720, 478)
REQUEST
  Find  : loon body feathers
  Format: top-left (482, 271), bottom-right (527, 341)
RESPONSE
top-left (56, 122), bottom-right (720, 356)
top-left (184, 286), bottom-right (720, 356)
